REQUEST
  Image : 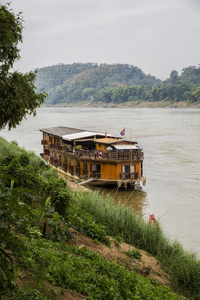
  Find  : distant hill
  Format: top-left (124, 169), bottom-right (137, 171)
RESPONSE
top-left (35, 63), bottom-right (200, 105)
top-left (35, 63), bottom-right (161, 104)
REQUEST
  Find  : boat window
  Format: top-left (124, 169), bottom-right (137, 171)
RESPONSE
top-left (122, 165), bottom-right (130, 173)
top-left (91, 164), bottom-right (97, 171)
top-left (55, 137), bottom-right (61, 144)
top-left (130, 165), bottom-right (135, 173)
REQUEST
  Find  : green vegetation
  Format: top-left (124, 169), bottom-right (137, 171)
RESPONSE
top-left (35, 63), bottom-right (200, 105)
top-left (71, 190), bottom-right (200, 299)
top-left (19, 238), bottom-right (183, 300)
top-left (124, 249), bottom-right (143, 260)
top-left (0, 137), bottom-right (200, 299)
top-left (35, 63), bottom-right (160, 104)
top-left (0, 3), bottom-right (46, 130)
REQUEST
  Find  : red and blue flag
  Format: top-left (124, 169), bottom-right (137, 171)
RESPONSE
top-left (120, 128), bottom-right (125, 136)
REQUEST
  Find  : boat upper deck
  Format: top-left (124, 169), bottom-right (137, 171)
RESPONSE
top-left (41, 126), bottom-right (143, 162)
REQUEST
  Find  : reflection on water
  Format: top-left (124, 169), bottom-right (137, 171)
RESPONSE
top-left (91, 186), bottom-right (148, 217)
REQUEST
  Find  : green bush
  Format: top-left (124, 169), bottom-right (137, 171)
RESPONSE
top-left (43, 177), bottom-right (71, 217)
top-left (124, 249), bottom-right (142, 260)
top-left (69, 204), bottom-right (110, 246)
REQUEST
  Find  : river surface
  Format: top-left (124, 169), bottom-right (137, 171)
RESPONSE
top-left (1, 107), bottom-right (200, 257)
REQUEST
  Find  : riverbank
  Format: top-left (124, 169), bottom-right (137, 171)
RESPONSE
top-left (1, 137), bottom-right (200, 299)
top-left (52, 100), bottom-right (200, 109)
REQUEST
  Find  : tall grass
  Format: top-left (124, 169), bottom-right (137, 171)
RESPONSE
top-left (72, 190), bottom-right (200, 300)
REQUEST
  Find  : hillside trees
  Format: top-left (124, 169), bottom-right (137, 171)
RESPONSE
top-left (35, 63), bottom-right (200, 105)
top-left (35, 63), bottom-right (161, 104)
top-left (0, 4), bottom-right (46, 130)
top-left (170, 70), bottom-right (179, 83)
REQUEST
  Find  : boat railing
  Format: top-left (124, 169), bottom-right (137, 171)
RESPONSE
top-left (90, 172), bottom-right (101, 179)
top-left (99, 174), bottom-right (116, 181)
top-left (121, 172), bottom-right (138, 180)
top-left (78, 149), bottom-right (143, 161)
top-left (53, 145), bottom-right (143, 161)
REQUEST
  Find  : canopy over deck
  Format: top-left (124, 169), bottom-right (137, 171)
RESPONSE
top-left (113, 145), bottom-right (140, 150)
top-left (62, 131), bottom-right (106, 141)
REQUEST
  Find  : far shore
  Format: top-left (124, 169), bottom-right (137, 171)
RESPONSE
top-left (45, 100), bottom-right (200, 109)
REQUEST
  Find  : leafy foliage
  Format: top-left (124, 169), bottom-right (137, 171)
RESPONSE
top-left (69, 203), bottom-right (111, 246)
top-left (21, 238), bottom-right (183, 300)
top-left (0, 3), bottom-right (46, 130)
top-left (124, 249), bottom-right (143, 260)
top-left (0, 137), bottom-right (72, 296)
top-left (0, 173), bottom-right (39, 293)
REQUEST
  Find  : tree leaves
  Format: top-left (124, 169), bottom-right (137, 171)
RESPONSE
top-left (0, 4), bottom-right (47, 130)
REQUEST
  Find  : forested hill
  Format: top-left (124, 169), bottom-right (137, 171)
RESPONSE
top-left (35, 63), bottom-right (160, 104)
top-left (35, 63), bottom-right (200, 105)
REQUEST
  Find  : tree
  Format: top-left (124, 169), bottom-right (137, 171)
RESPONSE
top-left (170, 70), bottom-right (179, 84)
top-left (0, 4), bottom-right (46, 130)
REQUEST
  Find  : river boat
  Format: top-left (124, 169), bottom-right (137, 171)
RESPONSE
top-left (40, 126), bottom-right (146, 188)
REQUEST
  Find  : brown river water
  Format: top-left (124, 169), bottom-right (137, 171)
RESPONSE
top-left (1, 107), bottom-right (200, 257)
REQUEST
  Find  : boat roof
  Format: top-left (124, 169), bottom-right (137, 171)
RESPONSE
top-left (40, 126), bottom-right (84, 137)
top-left (113, 145), bottom-right (140, 150)
top-left (95, 138), bottom-right (123, 144)
top-left (40, 126), bottom-right (112, 141)
top-left (95, 138), bottom-right (137, 145)
top-left (40, 127), bottom-right (137, 145)
top-left (62, 131), bottom-right (106, 141)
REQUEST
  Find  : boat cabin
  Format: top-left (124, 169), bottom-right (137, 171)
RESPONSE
top-left (40, 126), bottom-right (145, 188)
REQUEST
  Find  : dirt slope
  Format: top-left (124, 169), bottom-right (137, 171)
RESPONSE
top-left (68, 228), bottom-right (171, 287)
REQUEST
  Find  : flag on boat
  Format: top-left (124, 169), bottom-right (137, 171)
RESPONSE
top-left (120, 128), bottom-right (125, 136)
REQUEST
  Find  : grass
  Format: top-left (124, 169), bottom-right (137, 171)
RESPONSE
top-left (71, 190), bottom-right (200, 300)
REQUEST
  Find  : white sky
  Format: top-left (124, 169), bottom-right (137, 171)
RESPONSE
top-left (6, 0), bottom-right (200, 79)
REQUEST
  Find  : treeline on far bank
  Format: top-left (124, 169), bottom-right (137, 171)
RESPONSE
top-left (35, 63), bottom-right (200, 105)
top-left (1, 137), bottom-right (200, 299)
top-left (96, 81), bottom-right (200, 104)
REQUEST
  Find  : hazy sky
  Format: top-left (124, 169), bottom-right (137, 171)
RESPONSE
top-left (7, 0), bottom-right (200, 79)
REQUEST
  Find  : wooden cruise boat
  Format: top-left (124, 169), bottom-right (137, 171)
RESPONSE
top-left (40, 126), bottom-right (146, 188)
